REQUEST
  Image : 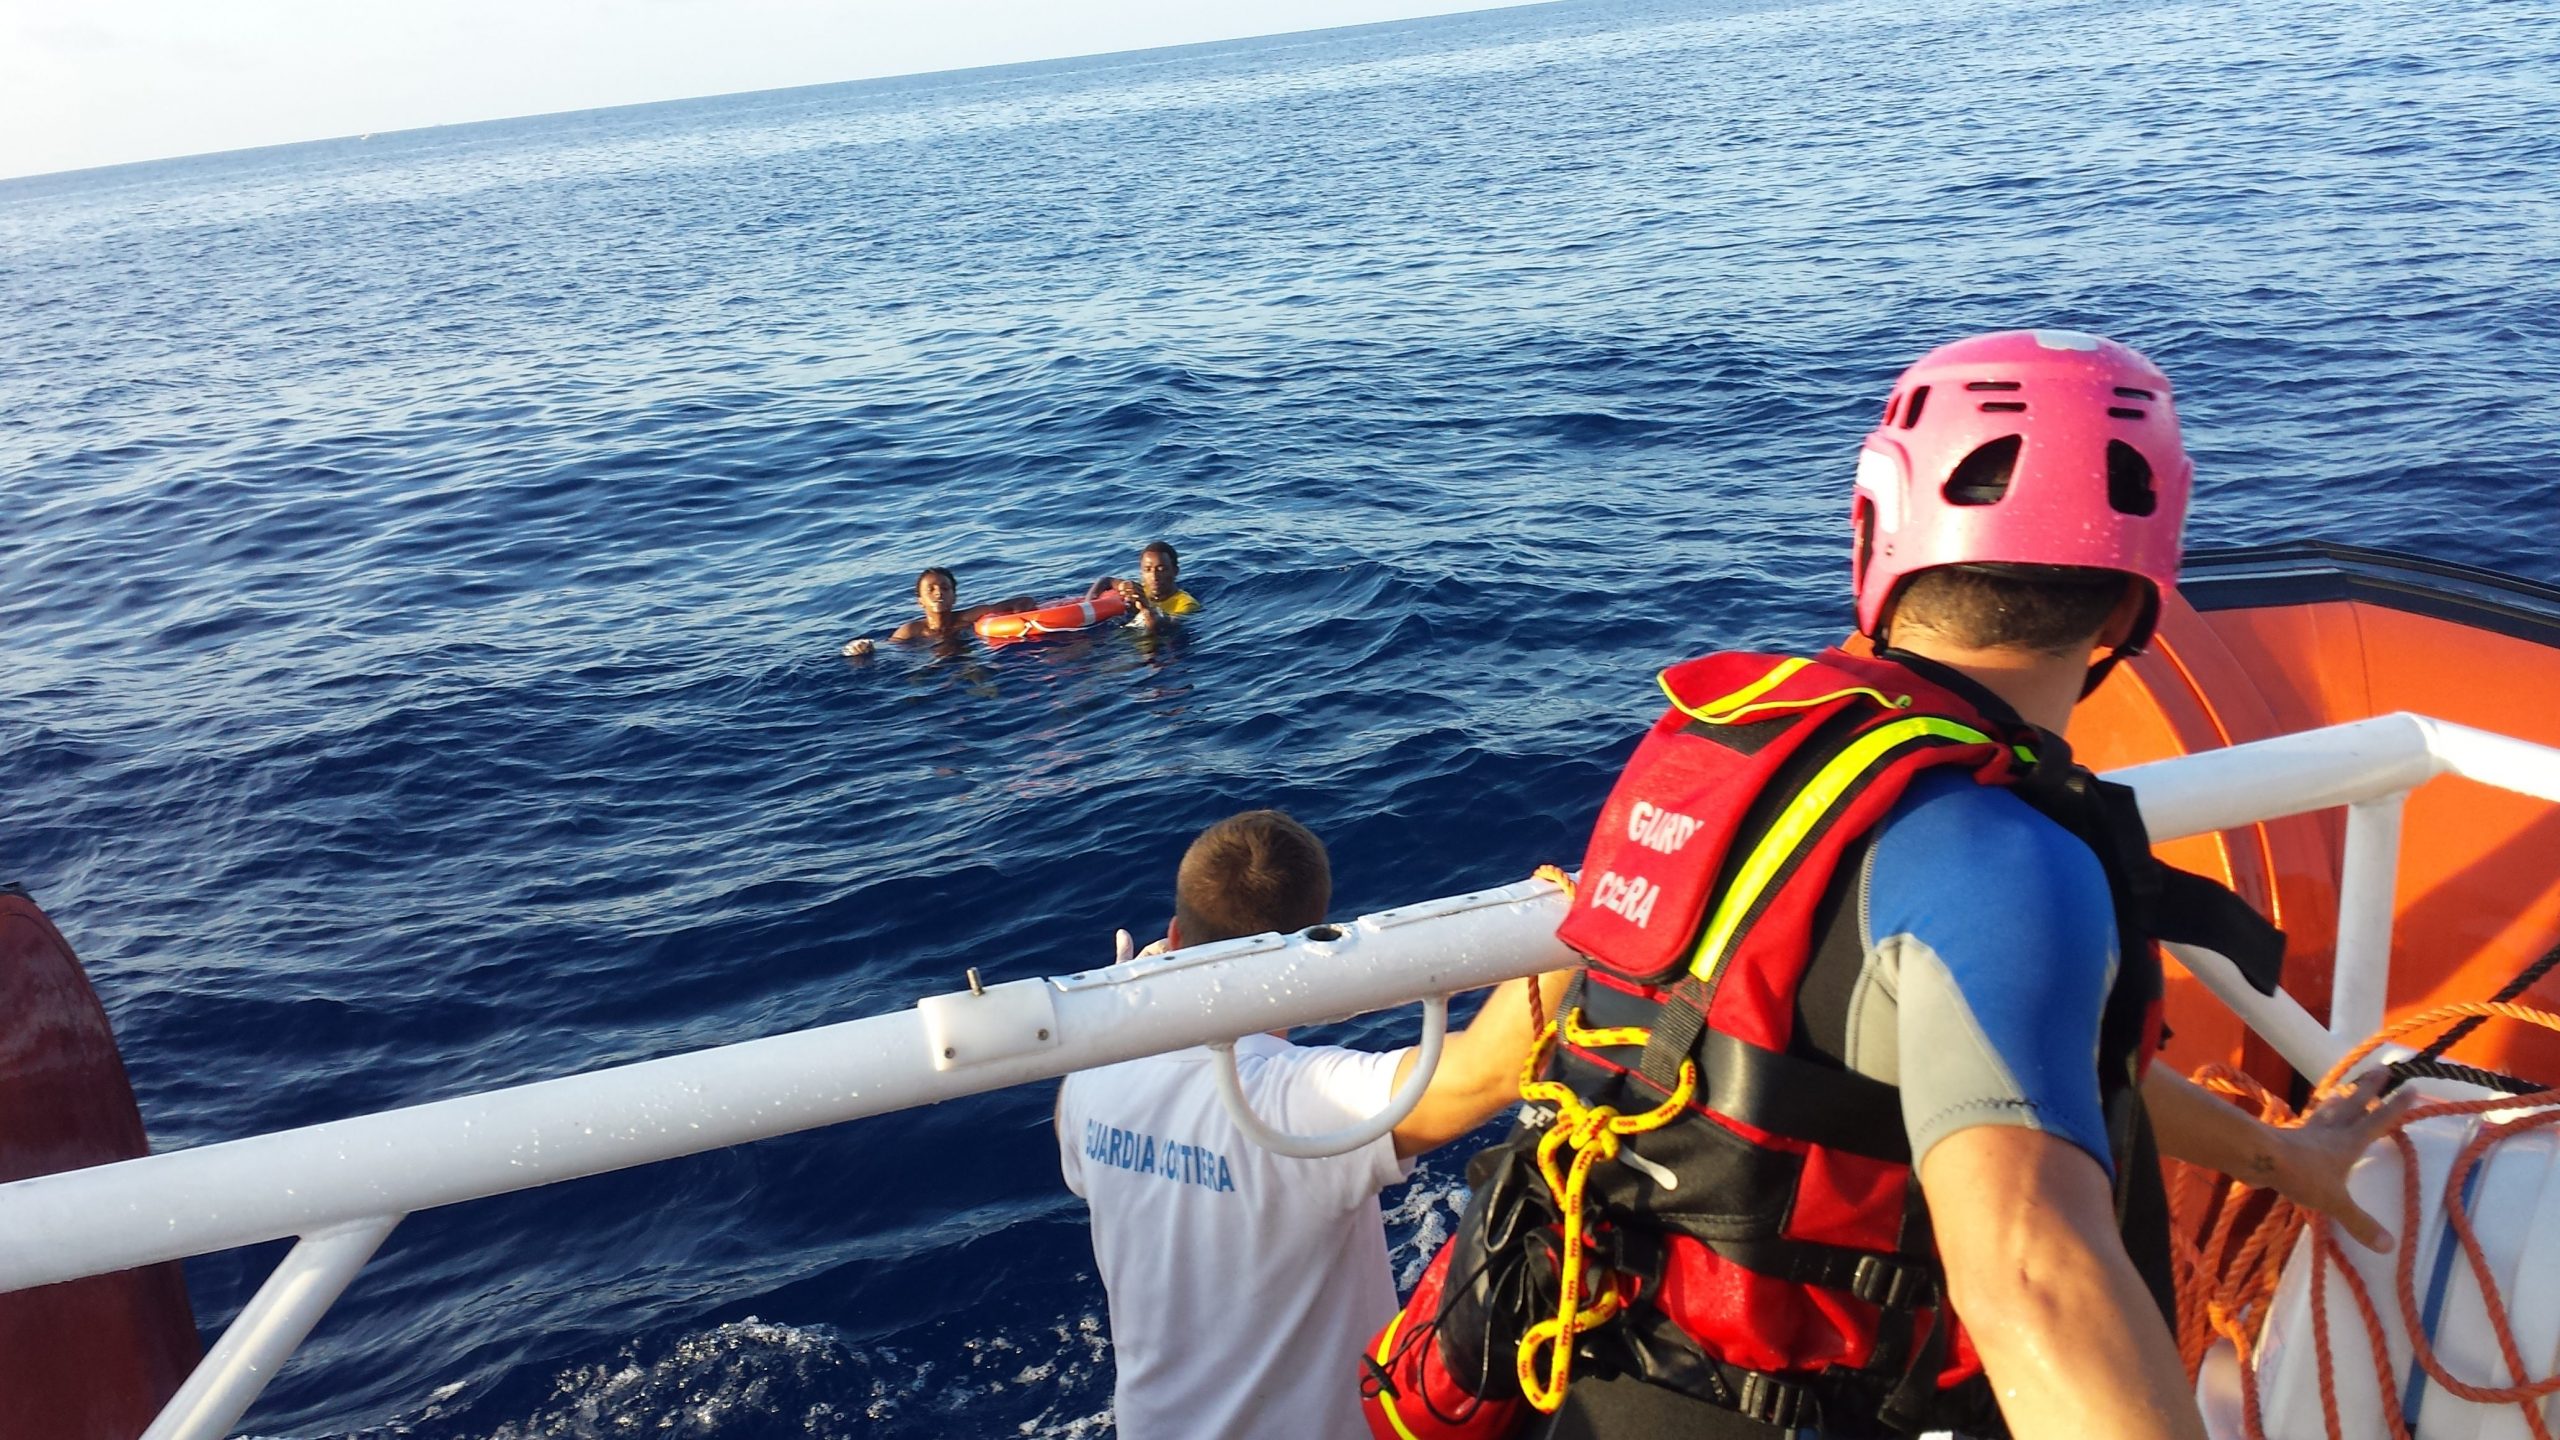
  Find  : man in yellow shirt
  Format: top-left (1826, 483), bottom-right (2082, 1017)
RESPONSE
top-left (1090, 540), bottom-right (1199, 631)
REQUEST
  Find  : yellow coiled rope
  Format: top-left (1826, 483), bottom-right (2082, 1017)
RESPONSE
top-left (1512, 1007), bottom-right (1698, 1412)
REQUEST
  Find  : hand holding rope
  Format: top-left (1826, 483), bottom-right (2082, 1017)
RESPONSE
top-left (2167, 1000), bottom-right (2560, 1440)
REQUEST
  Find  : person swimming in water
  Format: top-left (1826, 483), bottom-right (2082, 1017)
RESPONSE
top-left (1085, 540), bottom-right (1198, 632)
top-left (841, 567), bottom-right (1035, 657)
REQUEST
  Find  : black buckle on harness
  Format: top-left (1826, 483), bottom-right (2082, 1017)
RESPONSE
top-left (1737, 1371), bottom-right (1815, 1431)
top-left (1848, 1254), bottom-right (1931, 1311)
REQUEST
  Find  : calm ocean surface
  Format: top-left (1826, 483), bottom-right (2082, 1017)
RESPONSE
top-left (4, 0), bottom-right (2557, 1433)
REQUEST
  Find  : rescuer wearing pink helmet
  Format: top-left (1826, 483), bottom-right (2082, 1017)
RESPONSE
top-left (1364, 328), bottom-right (2412, 1440)
top-left (1852, 327), bottom-right (2192, 690)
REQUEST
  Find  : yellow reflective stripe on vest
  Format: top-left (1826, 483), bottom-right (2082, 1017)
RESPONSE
top-left (1661, 656), bottom-right (1809, 722)
top-left (1371, 1308), bottom-right (1423, 1440)
top-left (1686, 715), bottom-right (1996, 983)
top-left (1659, 657), bottom-right (1907, 727)
top-left (1720, 685), bottom-right (1907, 723)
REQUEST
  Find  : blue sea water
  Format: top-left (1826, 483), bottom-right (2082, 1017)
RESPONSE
top-left (3, 0), bottom-right (2558, 1433)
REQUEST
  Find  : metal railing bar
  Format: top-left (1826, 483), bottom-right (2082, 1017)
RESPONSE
top-left (2330, 794), bottom-right (2409, 1044)
top-left (139, 1216), bottom-right (400, 1440)
top-left (2164, 943), bottom-right (2347, 1082)
top-left (0, 877), bottom-right (1579, 1295)
top-left (2416, 715), bottom-right (2560, 805)
top-left (2113, 713), bottom-right (2440, 842)
top-left (0, 712), bottom-right (2552, 1303)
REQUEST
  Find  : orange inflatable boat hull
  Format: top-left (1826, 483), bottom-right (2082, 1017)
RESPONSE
top-left (2067, 544), bottom-right (2560, 1089)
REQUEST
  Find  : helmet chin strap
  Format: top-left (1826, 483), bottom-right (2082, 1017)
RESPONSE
top-left (2080, 645), bottom-right (2137, 698)
top-left (2081, 582), bottom-right (2165, 697)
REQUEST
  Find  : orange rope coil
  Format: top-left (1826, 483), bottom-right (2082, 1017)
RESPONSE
top-left (1527, 864), bottom-right (1578, 1042)
top-left (2169, 1001), bottom-right (2560, 1440)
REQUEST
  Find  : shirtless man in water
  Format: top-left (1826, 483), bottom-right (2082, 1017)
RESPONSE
top-left (841, 567), bottom-right (1035, 657)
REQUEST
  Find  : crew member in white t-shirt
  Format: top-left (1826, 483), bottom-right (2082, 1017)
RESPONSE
top-left (1056, 809), bottom-right (1576, 1440)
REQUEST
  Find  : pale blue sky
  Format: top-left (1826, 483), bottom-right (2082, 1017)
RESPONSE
top-left (0, 0), bottom-right (1536, 181)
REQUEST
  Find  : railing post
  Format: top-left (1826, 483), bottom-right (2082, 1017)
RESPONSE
top-left (2329, 793), bottom-right (2408, 1047)
top-left (139, 1216), bottom-right (401, 1440)
top-left (2165, 943), bottom-right (2348, 1082)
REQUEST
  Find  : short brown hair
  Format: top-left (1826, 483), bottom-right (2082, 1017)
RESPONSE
top-left (1891, 565), bottom-right (2132, 655)
top-left (1174, 810), bottom-right (1330, 945)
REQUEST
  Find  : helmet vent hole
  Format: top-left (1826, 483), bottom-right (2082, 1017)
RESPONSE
top-left (1943, 435), bottom-right (2020, 506)
top-left (2107, 440), bottom-right (2157, 516)
top-left (1883, 392), bottom-right (1902, 426)
top-left (2108, 406), bottom-right (2147, 419)
top-left (2114, 386), bottom-right (2157, 401)
top-left (1963, 380), bottom-right (2022, 392)
top-left (1977, 401), bottom-right (2027, 413)
top-left (1900, 386), bottom-right (1930, 429)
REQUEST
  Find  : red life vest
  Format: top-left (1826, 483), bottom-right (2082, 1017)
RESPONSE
top-left (1364, 649), bottom-right (2280, 1440)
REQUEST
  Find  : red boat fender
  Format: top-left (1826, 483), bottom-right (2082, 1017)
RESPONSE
top-left (0, 886), bottom-right (200, 1440)
top-left (974, 589), bottom-right (1130, 642)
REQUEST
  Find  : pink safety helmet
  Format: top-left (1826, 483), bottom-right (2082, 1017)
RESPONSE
top-left (1851, 328), bottom-right (2193, 657)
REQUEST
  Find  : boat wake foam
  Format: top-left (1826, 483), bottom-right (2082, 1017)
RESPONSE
top-left (252, 1309), bottom-right (1114, 1439)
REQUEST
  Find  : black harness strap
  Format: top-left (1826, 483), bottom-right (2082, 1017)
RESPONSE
top-left (1638, 978), bottom-right (1708, 1093)
top-left (2151, 866), bottom-right (2288, 994)
top-left (1695, 1235), bottom-right (1941, 1310)
top-left (1696, 1027), bottom-right (1911, 1162)
top-left (1566, 991), bottom-right (1910, 1159)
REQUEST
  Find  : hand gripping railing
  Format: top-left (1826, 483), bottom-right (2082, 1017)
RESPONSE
top-left (0, 712), bottom-right (2553, 1439)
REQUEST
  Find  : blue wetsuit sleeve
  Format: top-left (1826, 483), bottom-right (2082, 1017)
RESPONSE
top-left (1865, 771), bottom-right (2120, 1176)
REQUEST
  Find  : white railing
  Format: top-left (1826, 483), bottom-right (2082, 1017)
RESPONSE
top-left (2111, 713), bottom-right (2560, 1080)
top-left (3, 711), bottom-right (2556, 1440)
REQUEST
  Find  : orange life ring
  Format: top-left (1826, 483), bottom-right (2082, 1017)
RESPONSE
top-left (974, 589), bottom-right (1130, 642)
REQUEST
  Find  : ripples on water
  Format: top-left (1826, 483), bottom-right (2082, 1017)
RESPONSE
top-left (3, 0), bottom-right (2557, 1433)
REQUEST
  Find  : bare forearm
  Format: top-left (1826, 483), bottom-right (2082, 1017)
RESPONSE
top-left (1390, 966), bottom-right (1578, 1155)
top-left (1958, 1230), bottom-right (2199, 1440)
top-left (1924, 1127), bottom-right (2203, 1440)
top-left (1442, 967), bottom-right (1576, 1104)
top-left (2143, 1067), bottom-right (2279, 1184)
top-left (2142, 1065), bottom-right (2407, 1251)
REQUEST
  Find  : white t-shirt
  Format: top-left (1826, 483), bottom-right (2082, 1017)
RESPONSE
top-left (1057, 1035), bottom-right (1414, 1440)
